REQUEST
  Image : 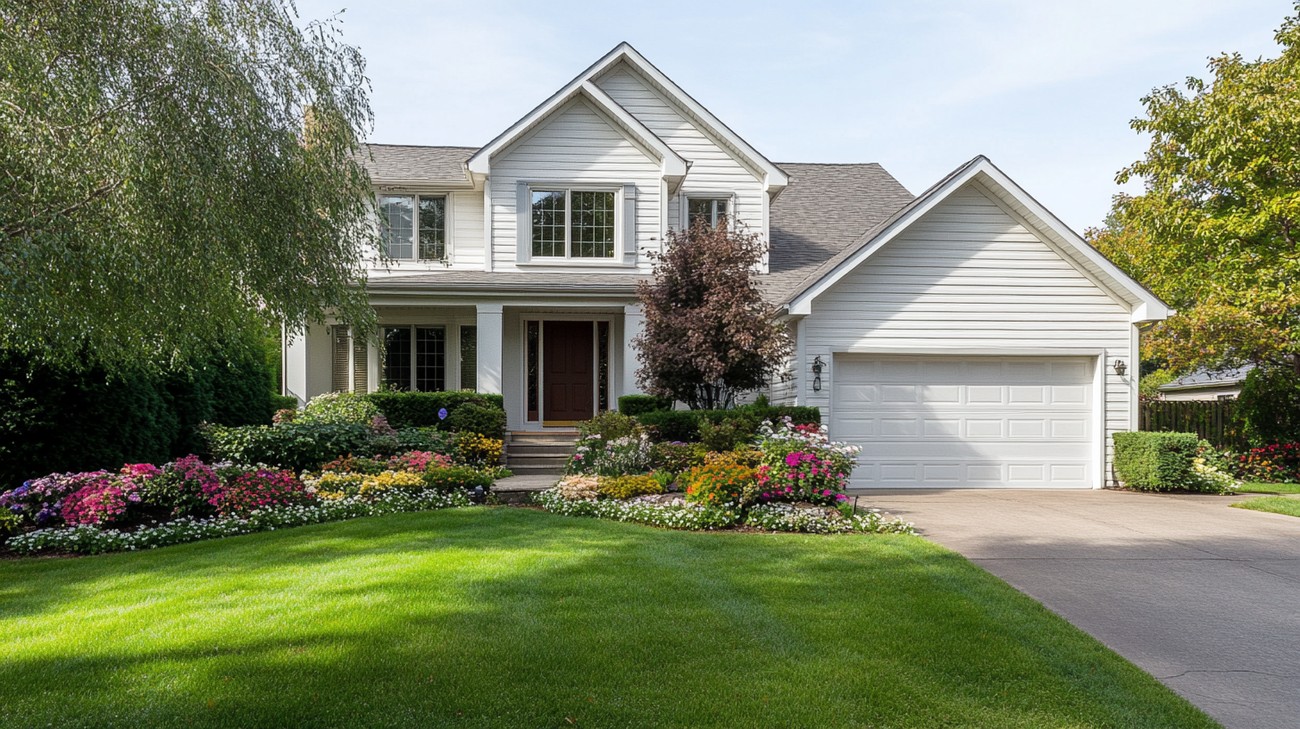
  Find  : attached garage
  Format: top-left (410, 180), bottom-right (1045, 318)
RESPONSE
top-left (776, 158), bottom-right (1173, 489)
top-left (830, 355), bottom-right (1098, 488)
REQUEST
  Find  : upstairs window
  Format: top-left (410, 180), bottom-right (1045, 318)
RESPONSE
top-left (531, 189), bottom-right (615, 258)
top-left (687, 197), bottom-right (729, 228)
top-left (379, 194), bottom-right (447, 261)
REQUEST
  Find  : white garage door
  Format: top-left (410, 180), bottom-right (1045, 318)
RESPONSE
top-left (831, 355), bottom-right (1096, 488)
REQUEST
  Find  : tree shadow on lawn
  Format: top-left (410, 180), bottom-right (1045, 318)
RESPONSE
top-left (0, 508), bottom-right (1216, 728)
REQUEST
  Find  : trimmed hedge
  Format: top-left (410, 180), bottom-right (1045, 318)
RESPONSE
top-left (0, 346), bottom-right (276, 489)
top-left (1113, 431), bottom-right (1200, 491)
top-left (271, 394), bottom-right (299, 412)
top-left (617, 394), bottom-right (674, 416)
top-left (203, 423), bottom-right (456, 473)
top-left (363, 391), bottom-right (505, 430)
top-left (636, 405), bottom-right (822, 443)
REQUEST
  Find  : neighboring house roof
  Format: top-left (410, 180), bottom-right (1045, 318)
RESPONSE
top-left (1159, 365), bottom-right (1254, 393)
top-left (763, 162), bottom-right (914, 303)
top-left (781, 156), bottom-right (1173, 323)
top-left (364, 144), bottom-right (477, 187)
top-left (466, 42), bottom-right (787, 191)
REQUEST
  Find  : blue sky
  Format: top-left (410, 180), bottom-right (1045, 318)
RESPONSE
top-left (295, 0), bottom-right (1291, 231)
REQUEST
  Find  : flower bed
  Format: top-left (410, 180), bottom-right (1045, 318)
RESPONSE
top-left (2, 448), bottom-right (492, 556)
top-left (1234, 443), bottom-right (1300, 483)
top-left (8, 490), bottom-right (470, 556)
top-left (537, 417), bottom-right (912, 535)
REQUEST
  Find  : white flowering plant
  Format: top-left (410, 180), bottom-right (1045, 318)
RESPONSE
top-left (534, 489), bottom-right (738, 530)
top-left (743, 503), bottom-right (915, 535)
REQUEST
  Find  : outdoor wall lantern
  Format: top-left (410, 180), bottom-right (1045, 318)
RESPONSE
top-left (1113, 360), bottom-right (1128, 377)
top-left (812, 355), bottom-right (825, 392)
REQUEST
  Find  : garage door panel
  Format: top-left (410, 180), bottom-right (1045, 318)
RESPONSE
top-left (832, 354), bottom-right (1095, 488)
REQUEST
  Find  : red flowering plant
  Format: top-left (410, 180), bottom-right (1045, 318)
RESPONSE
top-left (1235, 443), bottom-right (1300, 483)
top-left (214, 469), bottom-right (313, 517)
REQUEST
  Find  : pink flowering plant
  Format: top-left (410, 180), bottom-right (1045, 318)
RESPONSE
top-left (388, 450), bottom-right (453, 472)
top-left (60, 463), bottom-right (160, 527)
top-left (145, 455), bottom-right (225, 518)
top-left (754, 417), bottom-right (860, 504)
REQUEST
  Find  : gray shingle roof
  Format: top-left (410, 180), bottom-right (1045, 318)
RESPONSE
top-left (364, 144), bottom-right (477, 184)
top-left (763, 163), bottom-right (914, 303)
top-left (1160, 365), bottom-right (1254, 391)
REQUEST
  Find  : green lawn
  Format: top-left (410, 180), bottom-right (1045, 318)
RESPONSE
top-left (1239, 481), bottom-right (1300, 495)
top-left (1233, 495), bottom-right (1300, 518)
top-left (0, 508), bottom-right (1216, 728)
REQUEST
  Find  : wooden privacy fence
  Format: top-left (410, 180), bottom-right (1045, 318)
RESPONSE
top-left (1139, 399), bottom-right (1247, 450)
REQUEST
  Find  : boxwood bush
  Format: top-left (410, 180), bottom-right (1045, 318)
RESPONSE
top-left (363, 391), bottom-right (505, 429)
top-left (617, 394), bottom-right (674, 416)
top-left (1112, 431), bottom-right (1201, 491)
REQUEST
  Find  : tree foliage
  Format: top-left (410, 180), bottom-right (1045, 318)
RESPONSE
top-left (1089, 5), bottom-right (1300, 372)
top-left (634, 221), bottom-right (792, 409)
top-left (0, 0), bottom-right (376, 371)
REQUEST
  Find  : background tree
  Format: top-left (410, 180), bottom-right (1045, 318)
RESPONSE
top-left (634, 221), bottom-right (792, 409)
top-left (1088, 4), bottom-right (1300, 374)
top-left (0, 0), bottom-right (376, 372)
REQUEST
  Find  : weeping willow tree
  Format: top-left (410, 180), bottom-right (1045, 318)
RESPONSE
top-left (0, 0), bottom-right (377, 372)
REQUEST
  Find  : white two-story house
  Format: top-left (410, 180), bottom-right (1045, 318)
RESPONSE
top-left (285, 42), bottom-right (1170, 489)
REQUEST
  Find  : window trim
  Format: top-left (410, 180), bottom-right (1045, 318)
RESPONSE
top-left (380, 324), bottom-right (448, 392)
top-left (376, 191), bottom-right (454, 263)
top-left (518, 183), bottom-right (626, 264)
top-left (680, 192), bottom-right (736, 230)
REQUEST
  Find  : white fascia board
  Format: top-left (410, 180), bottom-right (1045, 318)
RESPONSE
top-left (613, 43), bottom-right (788, 191)
top-left (972, 161), bottom-right (1172, 322)
top-left (788, 157), bottom-right (1173, 323)
top-left (581, 81), bottom-right (687, 179)
top-left (787, 161), bottom-right (987, 315)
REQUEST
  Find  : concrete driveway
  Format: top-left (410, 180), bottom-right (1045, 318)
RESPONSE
top-left (855, 489), bottom-right (1300, 729)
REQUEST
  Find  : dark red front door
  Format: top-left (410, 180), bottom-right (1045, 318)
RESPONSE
top-left (543, 321), bottom-right (594, 422)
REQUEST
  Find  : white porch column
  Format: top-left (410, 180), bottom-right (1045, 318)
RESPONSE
top-left (622, 304), bottom-right (646, 399)
top-left (476, 303), bottom-right (504, 395)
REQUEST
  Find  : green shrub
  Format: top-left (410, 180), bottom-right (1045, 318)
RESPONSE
top-left (698, 415), bottom-right (758, 451)
top-left (635, 405), bottom-right (821, 443)
top-left (271, 394), bottom-right (298, 412)
top-left (0, 341), bottom-right (275, 489)
top-left (298, 392), bottom-right (382, 425)
top-left (420, 466), bottom-right (493, 492)
top-left (1237, 366), bottom-right (1300, 446)
top-left (649, 441), bottom-right (705, 475)
top-left (443, 403), bottom-right (506, 438)
top-left (617, 394), bottom-right (673, 416)
top-left (363, 391), bottom-right (504, 429)
top-left (598, 474), bottom-right (664, 499)
top-left (1113, 431), bottom-right (1201, 491)
top-left (204, 423), bottom-right (372, 472)
top-left (578, 411), bottom-right (642, 441)
top-left (394, 427), bottom-right (458, 454)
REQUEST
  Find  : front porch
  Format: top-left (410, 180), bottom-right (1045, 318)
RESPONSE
top-left (283, 299), bottom-right (647, 433)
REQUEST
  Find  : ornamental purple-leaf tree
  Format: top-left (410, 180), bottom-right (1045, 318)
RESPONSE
top-left (634, 220), bottom-right (791, 409)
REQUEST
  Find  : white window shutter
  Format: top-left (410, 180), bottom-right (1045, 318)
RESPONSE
top-left (516, 181), bottom-right (529, 263)
top-left (622, 184), bottom-right (637, 265)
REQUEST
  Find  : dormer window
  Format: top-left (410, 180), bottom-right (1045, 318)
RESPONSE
top-left (531, 189), bottom-right (616, 258)
top-left (379, 194), bottom-right (446, 261)
top-left (687, 197), bottom-right (729, 228)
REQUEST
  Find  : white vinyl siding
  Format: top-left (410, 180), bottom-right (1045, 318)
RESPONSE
top-left (802, 183), bottom-right (1133, 486)
top-left (489, 98), bottom-right (661, 272)
top-left (595, 64), bottom-right (766, 242)
top-left (451, 192), bottom-right (485, 268)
